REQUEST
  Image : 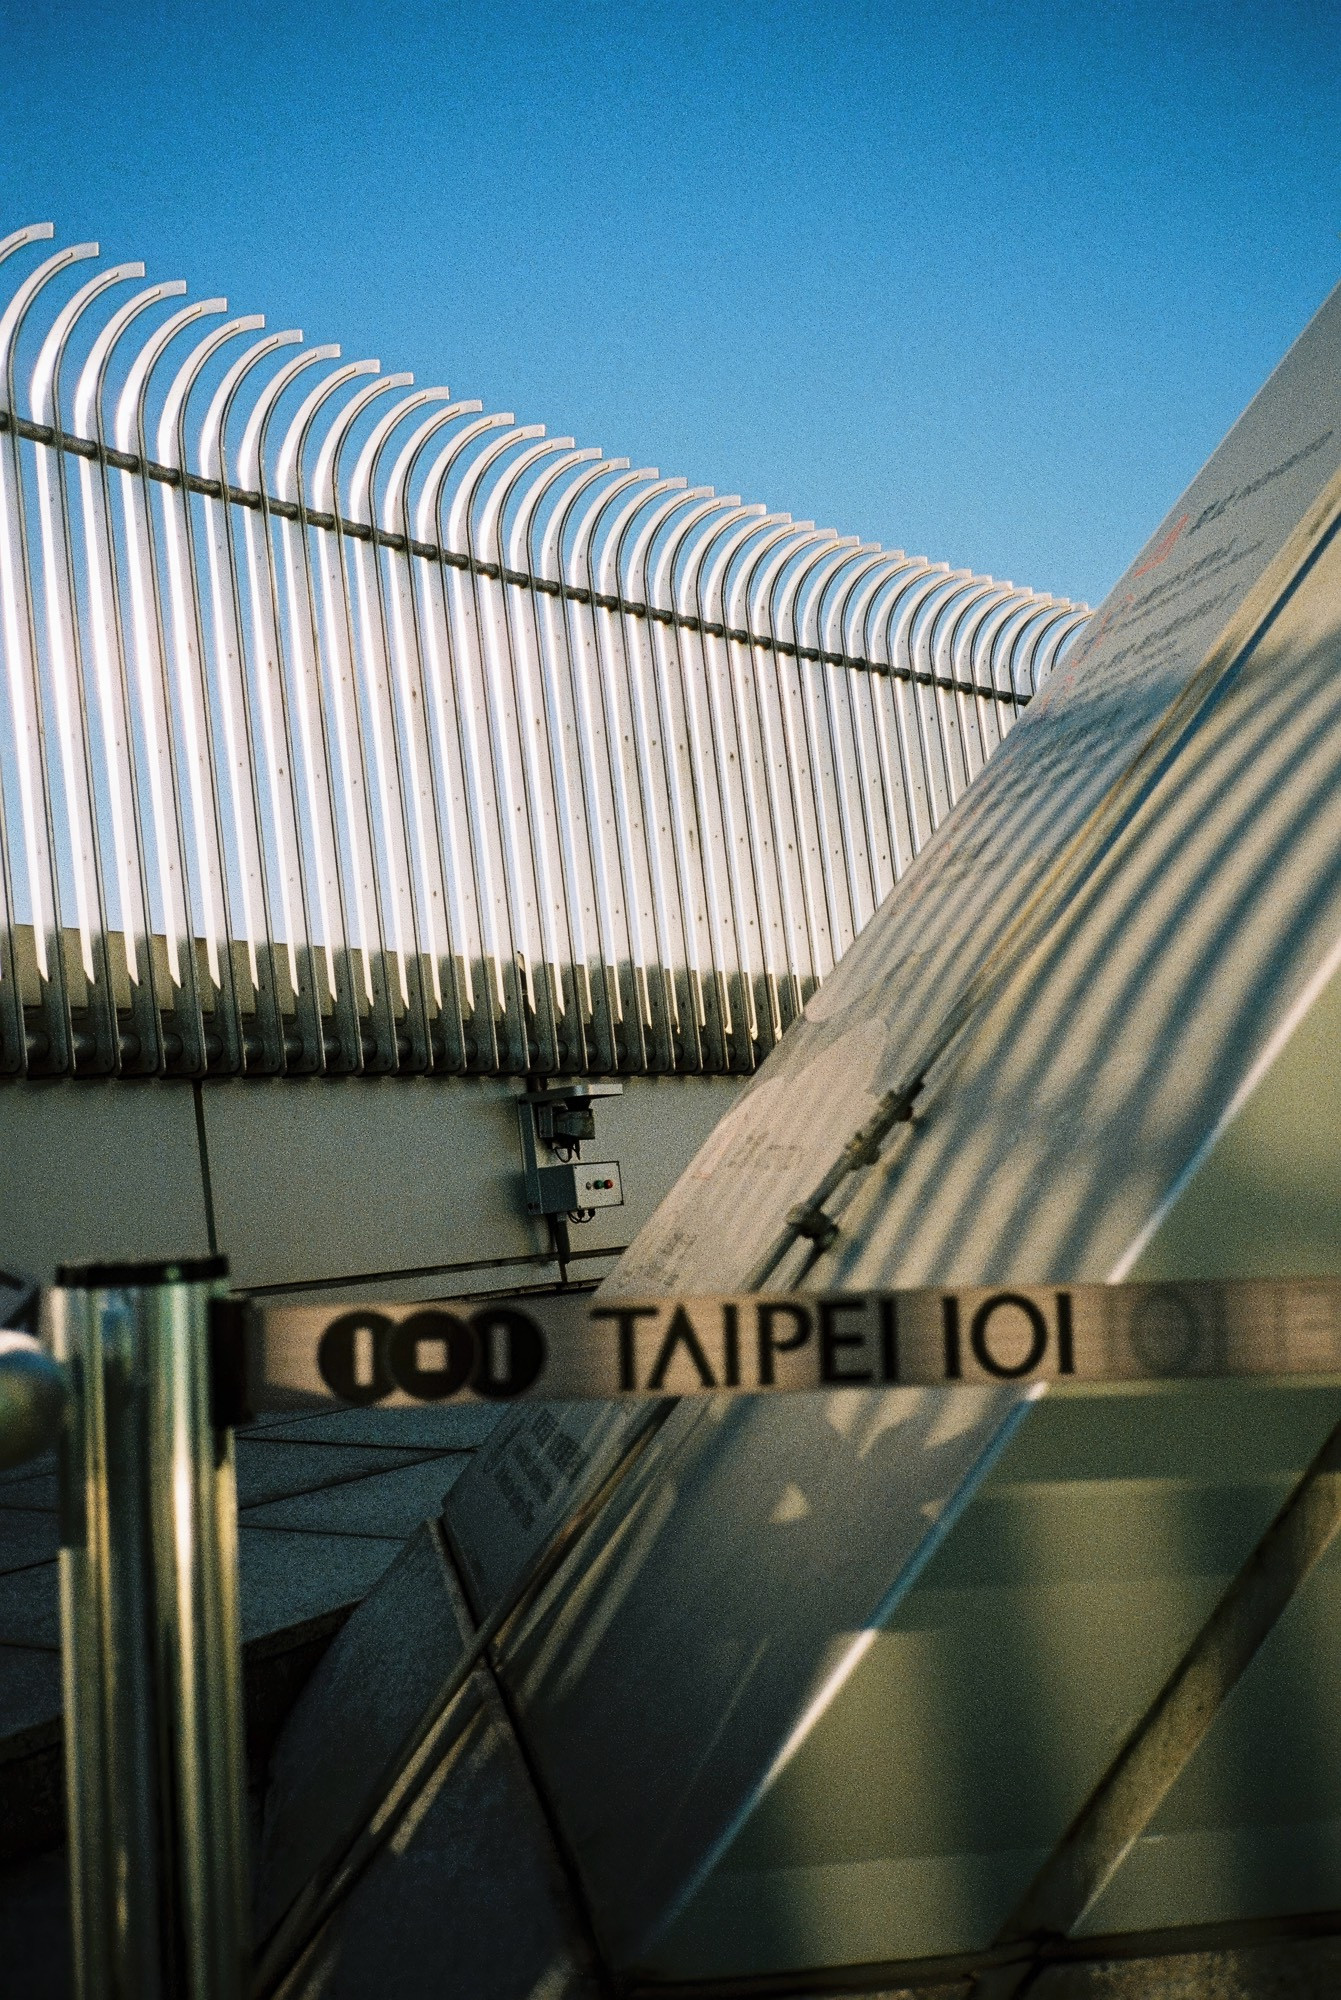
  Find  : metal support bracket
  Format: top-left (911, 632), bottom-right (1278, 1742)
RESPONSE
top-left (517, 1081), bottom-right (625, 1220)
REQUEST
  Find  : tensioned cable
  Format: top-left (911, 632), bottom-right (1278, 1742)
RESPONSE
top-left (0, 404), bottom-right (1051, 707)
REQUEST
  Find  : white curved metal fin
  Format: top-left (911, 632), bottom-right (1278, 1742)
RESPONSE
top-left (156, 314), bottom-right (259, 467)
top-left (307, 373), bottom-right (423, 1066)
top-left (74, 281), bottom-right (187, 441)
top-left (381, 393), bottom-right (468, 533)
top-left (0, 223), bottom-right (55, 268)
top-left (573, 471), bottom-right (696, 1065)
top-left (22, 256), bottom-right (142, 1068)
top-left (342, 387), bottom-right (475, 1067)
top-left (30, 262), bottom-right (143, 424)
top-left (1, 243), bottom-right (98, 403)
top-left (228, 343), bottom-right (346, 1067)
top-left (465, 436), bottom-right (578, 1062)
top-left (0, 242), bottom-right (108, 1072)
top-left (269, 360), bottom-right (385, 1066)
top-left (152, 311), bottom-right (271, 1073)
top-left (114, 298), bottom-right (238, 1072)
top-left (0, 223), bottom-right (1084, 1083)
top-left (73, 279), bottom-right (191, 1066)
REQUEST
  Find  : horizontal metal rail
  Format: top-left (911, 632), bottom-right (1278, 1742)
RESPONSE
top-left (0, 224), bottom-right (1088, 1082)
top-left (0, 406), bottom-right (1047, 698)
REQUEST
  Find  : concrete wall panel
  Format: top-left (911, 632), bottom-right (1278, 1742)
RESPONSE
top-left (0, 1080), bottom-right (209, 1282)
top-left (0, 1072), bottom-right (743, 1296)
top-left (200, 1077), bottom-right (546, 1291)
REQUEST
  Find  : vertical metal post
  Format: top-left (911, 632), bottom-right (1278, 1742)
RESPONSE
top-left (51, 1256), bottom-right (247, 2000)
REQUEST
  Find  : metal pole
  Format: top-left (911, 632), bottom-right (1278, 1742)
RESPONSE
top-left (51, 1256), bottom-right (248, 2000)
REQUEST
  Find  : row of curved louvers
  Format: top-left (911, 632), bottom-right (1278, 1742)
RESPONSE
top-left (0, 223), bottom-right (1088, 1079)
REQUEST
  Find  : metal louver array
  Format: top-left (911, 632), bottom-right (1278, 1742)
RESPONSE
top-left (0, 223), bottom-right (1088, 1080)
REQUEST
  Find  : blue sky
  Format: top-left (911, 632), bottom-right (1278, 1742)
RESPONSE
top-left (2, 0), bottom-right (1338, 607)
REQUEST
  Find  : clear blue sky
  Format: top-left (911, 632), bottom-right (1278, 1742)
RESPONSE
top-left (3, 0), bottom-right (1338, 607)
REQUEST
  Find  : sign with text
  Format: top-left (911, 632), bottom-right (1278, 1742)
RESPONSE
top-left (605, 279), bottom-right (1341, 1301)
top-left (246, 1276), bottom-right (1341, 1412)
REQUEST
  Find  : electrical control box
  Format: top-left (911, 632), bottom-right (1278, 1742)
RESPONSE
top-left (526, 1160), bottom-right (624, 1217)
top-left (518, 1083), bottom-right (626, 1219)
